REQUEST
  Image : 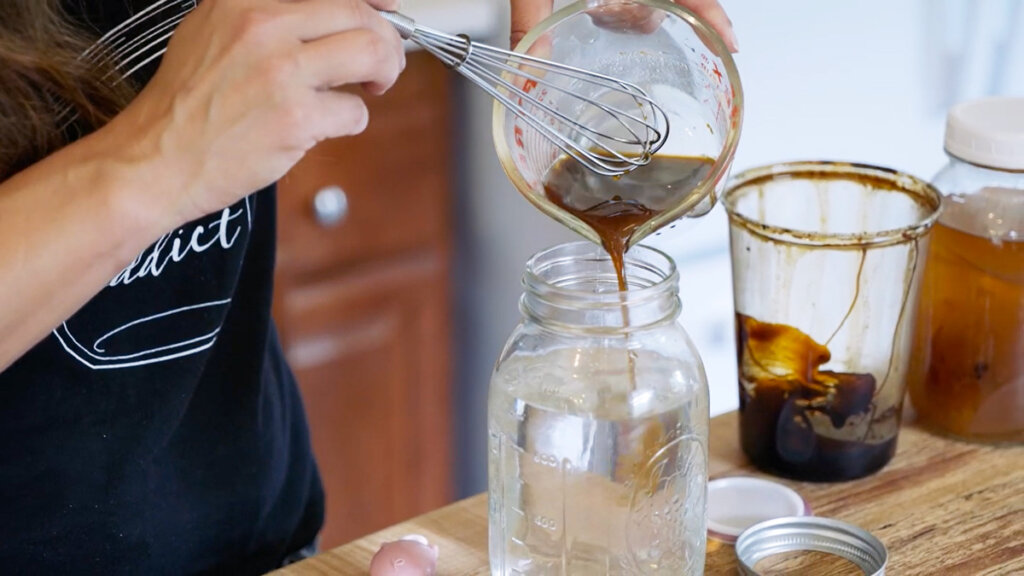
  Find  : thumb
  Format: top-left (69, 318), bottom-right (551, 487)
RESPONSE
top-left (510, 0), bottom-right (553, 48)
top-left (675, 0), bottom-right (738, 52)
top-left (365, 0), bottom-right (402, 12)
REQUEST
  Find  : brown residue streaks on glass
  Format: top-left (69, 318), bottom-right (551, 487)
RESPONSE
top-left (824, 248), bottom-right (867, 348)
top-left (728, 168), bottom-right (941, 248)
top-left (873, 238), bottom-right (919, 400)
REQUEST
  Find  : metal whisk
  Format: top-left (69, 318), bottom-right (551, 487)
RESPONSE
top-left (380, 11), bottom-right (669, 177)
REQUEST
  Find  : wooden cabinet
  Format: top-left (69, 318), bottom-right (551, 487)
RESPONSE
top-left (272, 52), bottom-right (455, 549)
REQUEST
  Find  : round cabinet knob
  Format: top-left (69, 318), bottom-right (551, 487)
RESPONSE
top-left (313, 185), bottom-right (349, 227)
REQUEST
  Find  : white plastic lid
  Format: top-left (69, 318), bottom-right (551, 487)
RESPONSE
top-left (945, 97), bottom-right (1024, 170)
top-left (706, 477), bottom-right (810, 543)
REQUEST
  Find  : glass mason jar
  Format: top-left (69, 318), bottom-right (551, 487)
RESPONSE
top-left (908, 97), bottom-right (1024, 444)
top-left (488, 242), bottom-right (710, 576)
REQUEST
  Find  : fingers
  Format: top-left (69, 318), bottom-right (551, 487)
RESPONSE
top-left (676, 0), bottom-right (738, 52)
top-left (507, 0), bottom-right (738, 53)
top-left (362, 0), bottom-right (401, 12)
top-left (312, 90), bottom-right (371, 140)
top-left (297, 27), bottom-right (405, 94)
top-left (278, 0), bottom-right (396, 42)
top-left (274, 0), bottom-right (405, 94)
top-left (509, 0), bottom-right (553, 48)
top-left (587, 4), bottom-right (666, 35)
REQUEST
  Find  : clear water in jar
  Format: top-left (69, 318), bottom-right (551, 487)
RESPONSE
top-left (488, 348), bottom-right (708, 575)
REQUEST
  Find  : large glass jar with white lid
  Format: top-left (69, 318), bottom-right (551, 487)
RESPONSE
top-left (908, 97), bottom-right (1024, 444)
top-left (488, 241), bottom-right (710, 576)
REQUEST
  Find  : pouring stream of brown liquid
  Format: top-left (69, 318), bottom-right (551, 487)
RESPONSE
top-left (543, 154), bottom-right (715, 290)
top-left (542, 154), bottom-right (715, 490)
top-left (542, 155), bottom-right (715, 489)
top-left (542, 153), bottom-right (712, 403)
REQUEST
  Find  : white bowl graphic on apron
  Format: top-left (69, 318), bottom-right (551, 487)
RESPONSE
top-left (54, 197), bottom-right (253, 370)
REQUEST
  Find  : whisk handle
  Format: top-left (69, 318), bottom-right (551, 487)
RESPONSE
top-left (378, 11), bottom-right (416, 40)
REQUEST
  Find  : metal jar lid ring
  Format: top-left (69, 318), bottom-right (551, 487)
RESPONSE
top-left (736, 516), bottom-right (888, 576)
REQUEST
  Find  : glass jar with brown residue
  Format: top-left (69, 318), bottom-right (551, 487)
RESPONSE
top-left (723, 161), bottom-right (942, 481)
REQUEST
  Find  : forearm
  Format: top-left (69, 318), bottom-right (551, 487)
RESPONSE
top-left (0, 0), bottom-right (409, 372)
top-left (0, 127), bottom-right (180, 371)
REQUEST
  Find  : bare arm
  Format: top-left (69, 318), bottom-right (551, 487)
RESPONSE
top-left (0, 0), bottom-right (405, 371)
top-left (0, 117), bottom-right (175, 371)
top-left (509, 0), bottom-right (739, 50)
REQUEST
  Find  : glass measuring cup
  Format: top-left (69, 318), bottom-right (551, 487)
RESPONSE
top-left (492, 0), bottom-right (743, 250)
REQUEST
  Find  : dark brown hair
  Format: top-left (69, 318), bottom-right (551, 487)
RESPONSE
top-left (0, 0), bottom-right (135, 179)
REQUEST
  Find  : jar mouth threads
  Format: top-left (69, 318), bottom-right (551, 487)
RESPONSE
top-left (523, 241), bottom-right (677, 295)
top-left (520, 241), bottom-right (681, 332)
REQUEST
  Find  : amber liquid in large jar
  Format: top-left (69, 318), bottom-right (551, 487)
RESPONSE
top-left (909, 190), bottom-right (1024, 443)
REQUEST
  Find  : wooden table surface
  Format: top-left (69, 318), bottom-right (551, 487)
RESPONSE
top-left (273, 411), bottom-right (1024, 575)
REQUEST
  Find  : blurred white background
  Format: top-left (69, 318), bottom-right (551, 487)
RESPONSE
top-left (450, 0), bottom-right (1024, 496)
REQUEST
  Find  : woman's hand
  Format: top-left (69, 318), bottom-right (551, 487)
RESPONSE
top-left (509, 0), bottom-right (738, 52)
top-left (0, 0), bottom-right (409, 368)
top-left (105, 0), bottom-right (406, 230)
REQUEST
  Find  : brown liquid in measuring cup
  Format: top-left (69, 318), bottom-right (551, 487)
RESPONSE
top-left (543, 155), bottom-right (714, 290)
top-left (736, 313), bottom-right (897, 481)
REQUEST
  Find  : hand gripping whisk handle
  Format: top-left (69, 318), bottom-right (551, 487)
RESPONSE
top-left (378, 11), bottom-right (417, 41)
top-left (377, 11), bottom-right (668, 177)
top-left (379, 11), bottom-right (473, 70)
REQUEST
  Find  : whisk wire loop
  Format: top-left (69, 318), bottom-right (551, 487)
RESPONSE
top-left (380, 10), bottom-right (668, 177)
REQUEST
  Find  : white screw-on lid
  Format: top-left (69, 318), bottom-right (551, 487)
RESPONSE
top-left (945, 97), bottom-right (1024, 171)
top-left (706, 476), bottom-right (810, 543)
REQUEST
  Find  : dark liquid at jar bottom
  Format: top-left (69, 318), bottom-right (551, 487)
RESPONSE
top-left (543, 154), bottom-right (714, 290)
top-left (740, 384), bottom-right (899, 481)
top-left (736, 313), bottom-right (899, 481)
